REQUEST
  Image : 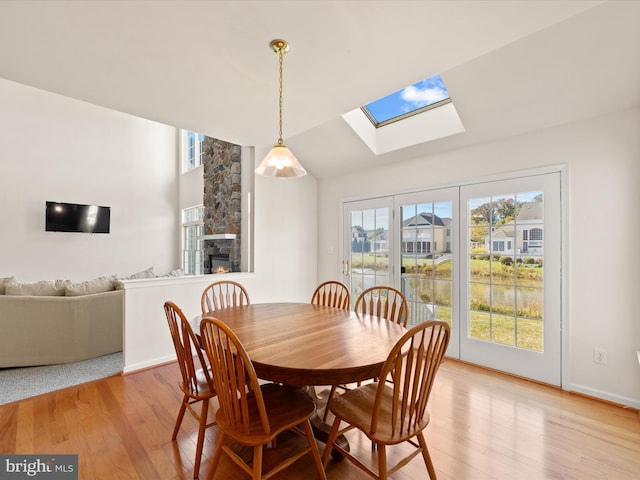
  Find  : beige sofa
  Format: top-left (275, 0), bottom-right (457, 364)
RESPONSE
top-left (0, 280), bottom-right (124, 368)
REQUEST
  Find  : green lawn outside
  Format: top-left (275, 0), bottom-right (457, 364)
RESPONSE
top-left (353, 254), bottom-right (545, 351)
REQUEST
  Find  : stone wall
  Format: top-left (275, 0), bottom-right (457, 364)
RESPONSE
top-left (203, 137), bottom-right (241, 272)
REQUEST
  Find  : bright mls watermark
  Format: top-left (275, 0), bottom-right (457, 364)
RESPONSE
top-left (0, 455), bottom-right (77, 479)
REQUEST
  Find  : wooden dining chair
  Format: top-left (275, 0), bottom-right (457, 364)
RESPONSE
top-left (310, 280), bottom-right (351, 310)
top-left (310, 280), bottom-right (351, 421)
top-left (199, 316), bottom-right (327, 480)
top-left (163, 301), bottom-right (217, 479)
top-left (201, 280), bottom-right (250, 313)
top-left (354, 285), bottom-right (408, 327)
top-left (321, 320), bottom-right (450, 480)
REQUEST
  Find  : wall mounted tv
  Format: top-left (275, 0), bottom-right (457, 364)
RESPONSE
top-left (45, 201), bottom-right (111, 234)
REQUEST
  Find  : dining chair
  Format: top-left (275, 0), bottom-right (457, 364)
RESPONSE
top-left (199, 316), bottom-right (327, 480)
top-left (321, 320), bottom-right (450, 480)
top-left (310, 280), bottom-right (351, 310)
top-left (310, 280), bottom-right (351, 421)
top-left (354, 285), bottom-right (409, 327)
top-left (163, 301), bottom-right (217, 479)
top-left (201, 280), bottom-right (250, 313)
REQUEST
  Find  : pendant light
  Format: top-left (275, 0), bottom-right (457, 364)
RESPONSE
top-left (255, 39), bottom-right (306, 178)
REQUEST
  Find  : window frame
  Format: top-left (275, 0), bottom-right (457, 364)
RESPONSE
top-left (182, 205), bottom-right (204, 275)
top-left (181, 130), bottom-right (205, 173)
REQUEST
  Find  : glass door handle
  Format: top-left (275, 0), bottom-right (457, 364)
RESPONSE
top-left (343, 260), bottom-right (349, 276)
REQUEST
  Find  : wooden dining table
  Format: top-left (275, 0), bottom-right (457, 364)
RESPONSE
top-left (192, 302), bottom-right (407, 452)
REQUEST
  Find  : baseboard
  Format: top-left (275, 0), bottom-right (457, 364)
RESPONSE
top-left (122, 354), bottom-right (176, 375)
top-left (569, 383), bottom-right (640, 410)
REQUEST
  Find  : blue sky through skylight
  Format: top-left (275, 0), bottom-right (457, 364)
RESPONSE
top-left (363, 73), bottom-right (450, 126)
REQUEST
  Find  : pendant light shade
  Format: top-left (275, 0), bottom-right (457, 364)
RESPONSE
top-left (256, 39), bottom-right (306, 178)
top-left (256, 142), bottom-right (306, 178)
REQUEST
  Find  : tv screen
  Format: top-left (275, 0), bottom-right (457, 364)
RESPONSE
top-left (45, 201), bottom-right (111, 234)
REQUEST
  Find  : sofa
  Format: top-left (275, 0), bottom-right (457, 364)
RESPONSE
top-left (0, 276), bottom-right (124, 368)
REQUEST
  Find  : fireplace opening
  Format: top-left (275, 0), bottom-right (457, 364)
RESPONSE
top-left (209, 253), bottom-right (231, 274)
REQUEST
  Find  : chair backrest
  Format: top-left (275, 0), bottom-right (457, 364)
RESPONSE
top-left (310, 280), bottom-right (351, 310)
top-left (164, 301), bottom-right (213, 397)
top-left (370, 320), bottom-right (450, 436)
top-left (201, 280), bottom-right (250, 313)
top-left (354, 286), bottom-right (409, 327)
top-left (199, 317), bottom-right (271, 436)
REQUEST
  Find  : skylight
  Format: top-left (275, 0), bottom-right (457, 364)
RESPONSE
top-left (362, 74), bottom-right (451, 127)
top-left (342, 72), bottom-right (464, 156)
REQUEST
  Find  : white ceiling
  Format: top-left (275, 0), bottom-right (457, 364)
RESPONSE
top-left (0, 1), bottom-right (638, 179)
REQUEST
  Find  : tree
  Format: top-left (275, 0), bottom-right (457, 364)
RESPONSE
top-left (471, 198), bottom-right (517, 226)
top-left (494, 198), bottom-right (516, 225)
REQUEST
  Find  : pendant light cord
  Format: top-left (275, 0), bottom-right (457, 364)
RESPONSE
top-left (277, 47), bottom-right (284, 146)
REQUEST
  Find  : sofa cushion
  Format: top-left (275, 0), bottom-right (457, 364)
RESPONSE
top-left (163, 268), bottom-right (184, 277)
top-left (5, 279), bottom-right (70, 296)
top-left (65, 276), bottom-right (116, 296)
top-left (124, 267), bottom-right (156, 280)
top-left (0, 276), bottom-right (15, 295)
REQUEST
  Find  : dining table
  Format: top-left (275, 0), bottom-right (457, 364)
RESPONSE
top-left (192, 302), bottom-right (407, 454)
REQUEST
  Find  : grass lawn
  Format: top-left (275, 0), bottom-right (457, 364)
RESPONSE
top-left (354, 253), bottom-right (545, 351)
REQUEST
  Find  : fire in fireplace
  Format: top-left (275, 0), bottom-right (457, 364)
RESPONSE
top-left (209, 253), bottom-right (231, 274)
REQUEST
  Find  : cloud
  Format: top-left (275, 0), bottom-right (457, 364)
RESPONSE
top-left (400, 85), bottom-right (448, 107)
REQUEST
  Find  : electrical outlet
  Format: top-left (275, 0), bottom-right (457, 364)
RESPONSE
top-left (594, 347), bottom-right (608, 365)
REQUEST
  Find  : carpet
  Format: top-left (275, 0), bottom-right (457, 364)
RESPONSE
top-left (0, 352), bottom-right (123, 405)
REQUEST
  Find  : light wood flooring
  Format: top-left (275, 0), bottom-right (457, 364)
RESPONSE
top-left (1, 359), bottom-right (638, 479)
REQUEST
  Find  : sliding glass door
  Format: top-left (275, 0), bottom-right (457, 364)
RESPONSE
top-left (342, 171), bottom-right (562, 385)
top-left (395, 187), bottom-right (460, 357)
top-left (460, 173), bottom-right (561, 385)
top-left (342, 197), bottom-right (394, 307)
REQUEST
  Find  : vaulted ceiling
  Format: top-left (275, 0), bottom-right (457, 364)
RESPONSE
top-left (0, 1), bottom-right (638, 178)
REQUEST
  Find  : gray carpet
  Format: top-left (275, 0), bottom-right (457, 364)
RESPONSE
top-left (0, 352), bottom-right (123, 405)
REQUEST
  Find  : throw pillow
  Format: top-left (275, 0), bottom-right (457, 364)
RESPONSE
top-left (5, 279), bottom-right (70, 296)
top-left (163, 268), bottom-right (184, 277)
top-left (65, 276), bottom-right (116, 296)
top-left (126, 267), bottom-right (156, 279)
top-left (0, 276), bottom-right (15, 295)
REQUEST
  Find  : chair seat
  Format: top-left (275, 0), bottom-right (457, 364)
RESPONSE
top-left (330, 383), bottom-right (430, 445)
top-left (216, 383), bottom-right (316, 447)
top-left (180, 368), bottom-right (216, 400)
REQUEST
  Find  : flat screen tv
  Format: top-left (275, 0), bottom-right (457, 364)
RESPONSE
top-left (45, 201), bottom-right (111, 234)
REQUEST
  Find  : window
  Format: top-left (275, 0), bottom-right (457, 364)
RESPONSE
top-left (342, 74), bottom-right (464, 155)
top-left (362, 74), bottom-right (451, 127)
top-left (530, 228), bottom-right (543, 241)
top-left (182, 205), bottom-right (204, 275)
top-left (181, 130), bottom-right (205, 173)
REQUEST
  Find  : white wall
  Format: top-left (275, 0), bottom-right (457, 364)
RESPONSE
top-left (0, 78), bottom-right (320, 373)
top-left (317, 107), bottom-right (640, 408)
top-left (123, 150), bottom-right (318, 373)
top-left (0, 78), bottom-right (179, 282)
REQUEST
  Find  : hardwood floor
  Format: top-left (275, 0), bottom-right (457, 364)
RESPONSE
top-left (1, 359), bottom-right (638, 479)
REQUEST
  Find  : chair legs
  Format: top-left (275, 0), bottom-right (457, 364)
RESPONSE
top-left (193, 399), bottom-right (210, 479)
top-left (206, 420), bottom-right (326, 480)
top-left (205, 431), bottom-right (226, 480)
top-left (417, 432), bottom-right (437, 480)
top-left (377, 443), bottom-right (387, 480)
top-left (252, 445), bottom-right (263, 479)
top-left (302, 418), bottom-right (327, 480)
top-left (172, 394), bottom-right (189, 440)
top-left (172, 395), bottom-right (212, 479)
top-left (322, 385), bottom-right (337, 422)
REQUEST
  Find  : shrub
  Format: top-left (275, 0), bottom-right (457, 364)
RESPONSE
top-left (523, 257), bottom-right (536, 265)
top-left (500, 256), bottom-right (514, 266)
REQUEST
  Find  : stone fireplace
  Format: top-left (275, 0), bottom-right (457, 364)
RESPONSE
top-left (202, 137), bottom-right (241, 273)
